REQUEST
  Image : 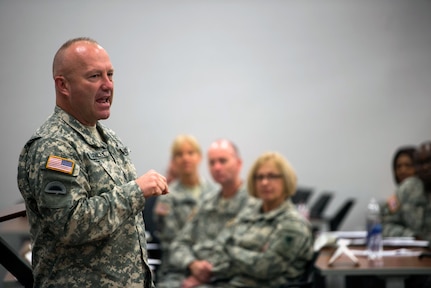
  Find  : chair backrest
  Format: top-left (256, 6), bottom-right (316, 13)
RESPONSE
top-left (291, 187), bottom-right (313, 205)
top-left (143, 196), bottom-right (159, 243)
top-left (328, 198), bottom-right (355, 231)
top-left (309, 192), bottom-right (333, 219)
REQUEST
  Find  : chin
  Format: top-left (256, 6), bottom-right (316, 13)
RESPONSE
top-left (99, 112), bottom-right (111, 120)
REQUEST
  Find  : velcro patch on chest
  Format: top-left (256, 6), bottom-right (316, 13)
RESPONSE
top-left (46, 155), bottom-right (75, 174)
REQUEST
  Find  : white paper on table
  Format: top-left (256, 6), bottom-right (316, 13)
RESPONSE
top-left (327, 231), bottom-right (367, 238)
top-left (382, 238), bottom-right (429, 247)
top-left (350, 248), bottom-right (423, 257)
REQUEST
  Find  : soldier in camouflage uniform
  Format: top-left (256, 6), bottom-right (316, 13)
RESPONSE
top-left (158, 139), bottom-right (254, 287)
top-left (153, 134), bottom-right (215, 282)
top-left (179, 151), bottom-right (313, 288)
top-left (17, 37), bottom-right (168, 288)
top-left (381, 141), bottom-right (431, 288)
top-left (382, 141), bottom-right (431, 244)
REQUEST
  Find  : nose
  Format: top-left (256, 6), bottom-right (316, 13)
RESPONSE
top-left (212, 161), bottom-right (221, 169)
top-left (101, 74), bottom-right (113, 90)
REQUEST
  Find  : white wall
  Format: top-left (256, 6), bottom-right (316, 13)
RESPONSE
top-left (1, 0), bottom-right (430, 231)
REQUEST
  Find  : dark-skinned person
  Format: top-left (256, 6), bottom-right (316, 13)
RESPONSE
top-left (392, 146), bottom-right (417, 185)
top-left (382, 141), bottom-right (431, 288)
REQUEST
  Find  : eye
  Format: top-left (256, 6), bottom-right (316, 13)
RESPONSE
top-left (89, 73), bottom-right (101, 79)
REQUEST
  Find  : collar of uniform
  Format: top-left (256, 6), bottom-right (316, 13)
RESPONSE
top-left (243, 199), bottom-right (292, 222)
top-left (54, 106), bottom-right (107, 148)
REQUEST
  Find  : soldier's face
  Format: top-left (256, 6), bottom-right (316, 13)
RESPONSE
top-left (395, 154), bottom-right (416, 184)
top-left (254, 161), bottom-right (285, 208)
top-left (173, 142), bottom-right (201, 177)
top-left (207, 145), bottom-right (241, 186)
top-left (65, 43), bottom-right (114, 126)
top-left (415, 142), bottom-right (431, 186)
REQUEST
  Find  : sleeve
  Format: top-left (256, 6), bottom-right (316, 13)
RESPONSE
top-left (21, 137), bottom-right (146, 246)
top-left (169, 207), bottom-right (205, 271)
top-left (153, 194), bottom-right (183, 248)
top-left (205, 222), bottom-right (238, 279)
top-left (382, 209), bottom-right (416, 237)
top-left (211, 217), bottom-right (313, 280)
top-left (382, 179), bottom-right (423, 238)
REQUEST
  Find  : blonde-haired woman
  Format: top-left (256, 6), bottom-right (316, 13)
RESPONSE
top-left (153, 134), bottom-right (215, 283)
top-left (181, 151), bottom-right (313, 288)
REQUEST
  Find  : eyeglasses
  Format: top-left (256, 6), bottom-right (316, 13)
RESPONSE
top-left (253, 173), bottom-right (283, 182)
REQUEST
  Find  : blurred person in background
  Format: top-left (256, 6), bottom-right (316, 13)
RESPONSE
top-left (177, 151), bottom-right (313, 288)
top-left (153, 134), bottom-right (215, 282)
top-left (160, 139), bottom-right (254, 288)
top-left (382, 141), bottom-right (431, 288)
top-left (392, 146), bottom-right (416, 185)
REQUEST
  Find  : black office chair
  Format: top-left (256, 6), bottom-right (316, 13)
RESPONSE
top-left (327, 198), bottom-right (355, 231)
top-left (142, 196), bottom-right (162, 280)
top-left (309, 192), bottom-right (333, 219)
top-left (142, 196), bottom-right (159, 244)
top-left (291, 187), bottom-right (314, 205)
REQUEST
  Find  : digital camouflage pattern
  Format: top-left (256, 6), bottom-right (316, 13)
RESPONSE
top-left (212, 199), bottom-right (312, 287)
top-left (206, 199), bottom-right (312, 288)
top-left (17, 107), bottom-right (154, 288)
top-left (153, 178), bottom-right (215, 280)
top-left (382, 176), bottom-right (431, 244)
top-left (156, 184), bottom-right (254, 287)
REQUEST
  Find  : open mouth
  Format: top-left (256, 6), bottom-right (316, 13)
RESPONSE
top-left (97, 97), bottom-right (110, 103)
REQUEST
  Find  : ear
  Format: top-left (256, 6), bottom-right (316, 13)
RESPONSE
top-left (54, 76), bottom-right (70, 96)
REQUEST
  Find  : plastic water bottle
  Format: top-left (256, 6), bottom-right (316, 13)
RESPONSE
top-left (366, 198), bottom-right (383, 261)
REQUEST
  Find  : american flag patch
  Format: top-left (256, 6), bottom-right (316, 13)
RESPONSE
top-left (46, 155), bottom-right (75, 174)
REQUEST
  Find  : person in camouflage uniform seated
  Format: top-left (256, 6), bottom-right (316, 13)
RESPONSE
top-left (176, 151), bottom-right (313, 288)
top-left (17, 37), bottom-right (168, 288)
top-left (382, 141), bottom-right (431, 243)
top-left (153, 134), bottom-right (215, 282)
top-left (381, 141), bottom-right (431, 288)
top-left (157, 139), bottom-right (255, 287)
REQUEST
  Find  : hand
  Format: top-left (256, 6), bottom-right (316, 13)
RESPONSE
top-left (188, 260), bottom-right (213, 283)
top-left (181, 276), bottom-right (204, 288)
top-left (135, 170), bottom-right (169, 197)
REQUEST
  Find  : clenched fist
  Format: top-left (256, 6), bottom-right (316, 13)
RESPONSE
top-left (135, 169), bottom-right (169, 197)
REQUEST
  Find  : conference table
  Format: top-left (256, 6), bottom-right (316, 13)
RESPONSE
top-left (315, 245), bottom-right (431, 288)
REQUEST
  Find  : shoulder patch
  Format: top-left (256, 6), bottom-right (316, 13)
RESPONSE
top-left (386, 194), bottom-right (400, 213)
top-left (46, 155), bottom-right (75, 174)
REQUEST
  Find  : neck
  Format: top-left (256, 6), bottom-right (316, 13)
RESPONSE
top-left (180, 174), bottom-right (200, 187)
top-left (262, 198), bottom-right (284, 213)
top-left (220, 179), bottom-right (242, 199)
